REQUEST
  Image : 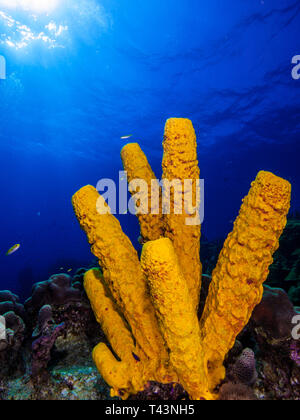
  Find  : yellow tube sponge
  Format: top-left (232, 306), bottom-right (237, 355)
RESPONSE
top-left (121, 143), bottom-right (164, 242)
top-left (84, 269), bottom-right (136, 362)
top-left (72, 186), bottom-right (168, 364)
top-left (199, 171), bottom-right (291, 392)
top-left (162, 118), bottom-right (202, 310)
top-left (72, 117), bottom-right (292, 400)
top-left (141, 238), bottom-right (214, 400)
top-left (84, 269), bottom-right (145, 398)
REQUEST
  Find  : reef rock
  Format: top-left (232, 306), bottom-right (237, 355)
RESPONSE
top-left (25, 274), bottom-right (82, 314)
top-left (0, 291), bottom-right (26, 377)
top-left (249, 286), bottom-right (300, 400)
top-left (31, 305), bottom-right (66, 380)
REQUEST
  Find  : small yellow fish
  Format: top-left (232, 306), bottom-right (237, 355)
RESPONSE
top-left (138, 235), bottom-right (147, 246)
top-left (121, 135), bottom-right (133, 140)
top-left (67, 269), bottom-right (73, 273)
top-left (6, 244), bottom-right (20, 256)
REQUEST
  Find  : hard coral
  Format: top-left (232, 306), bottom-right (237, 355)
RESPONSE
top-left (228, 348), bottom-right (258, 386)
top-left (25, 274), bottom-right (82, 315)
top-left (31, 305), bottom-right (65, 381)
top-left (131, 381), bottom-right (188, 401)
top-left (250, 286), bottom-right (300, 399)
top-left (72, 118), bottom-right (291, 400)
top-left (24, 273), bottom-right (94, 336)
top-left (218, 383), bottom-right (257, 401)
top-left (24, 271), bottom-right (104, 358)
top-left (0, 290), bottom-right (26, 320)
top-left (251, 285), bottom-right (296, 342)
top-left (0, 291), bottom-right (26, 377)
top-left (21, 271), bottom-right (104, 381)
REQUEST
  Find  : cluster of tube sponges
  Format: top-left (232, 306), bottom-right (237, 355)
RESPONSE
top-left (72, 118), bottom-right (291, 400)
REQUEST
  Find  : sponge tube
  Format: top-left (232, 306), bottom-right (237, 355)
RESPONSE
top-left (141, 238), bottom-right (214, 400)
top-left (200, 171), bottom-right (291, 391)
top-left (162, 118), bottom-right (202, 311)
top-left (121, 143), bottom-right (164, 242)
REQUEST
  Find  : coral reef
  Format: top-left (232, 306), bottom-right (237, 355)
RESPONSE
top-left (218, 383), bottom-right (257, 401)
top-left (0, 260), bottom-right (299, 400)
top-left (227, 348), bottom-right (258, 386)
top-left (72, 118), bottom-right (291, 400)
top-left (72, 268), bottom-right (90, 291)
top-left (31, 305), bottom-right (66, 381)
top-left (25, 273), bottom-right (102, 341)
top-left (25, 274), bottom-right (82, 314)
top-left (0, 269), bottom-right (110, 400)
top-left (0, 290), bottom-right (26, 320)
top-left (251, 285), bottom-right (296, 341)
top-left (0, 291), bottom-right (26, 377)
top-left (0, 117), bottom-right (296, 400)
top-left (249, 286), bottom-right (300, 399)
top-left (131, 381), bottom-right (188, 401)
top-left (2, 365), bottom-right (111, 400)
top-left (0, 379), bottom-right (6, 400)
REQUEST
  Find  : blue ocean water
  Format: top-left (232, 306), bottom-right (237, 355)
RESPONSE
top-left (0, 0), bottom-right (299, 300)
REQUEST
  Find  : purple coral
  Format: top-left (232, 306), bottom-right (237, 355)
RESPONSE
top-left (0, 290), bottom-right (26, 320)
top-left (251, 286), bottom-right (296, 340)
top-left (24, 272), bottom-right (104, 344)
top-left (0, 269), bottom-right (105, 391)
top-left (249, 286), bottom-right (300, 399)
top-left (230, 348), bottom-right (258, 386)
top-left (31, 305), bottom-right (65, 381)
top-left (290, 341), bottom-right (300, 367)
top-left (25, 274), bottom-right (82, 314)
top-left (32, 305), bottom-right (54, 338)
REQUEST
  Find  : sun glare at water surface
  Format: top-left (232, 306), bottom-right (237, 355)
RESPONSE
top-left (0, 0), bottom-right (60, 14)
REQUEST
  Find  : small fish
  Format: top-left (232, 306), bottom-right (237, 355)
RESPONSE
top-left (121, 135), bottom-right (133, 140)
top-left (138, 235), bottom-right (147, 246)
top-left (67, 269), bottom-right (73, 273)
top-left (132, 352), bottom-right (140, 362)
top-left (202, 274), bottom-right (212, 279)
top-left (6, 244), bottom-right (21, 256)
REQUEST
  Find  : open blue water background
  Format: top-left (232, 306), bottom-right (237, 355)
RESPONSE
top-left (0, 0), bottom-right (299, 300)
